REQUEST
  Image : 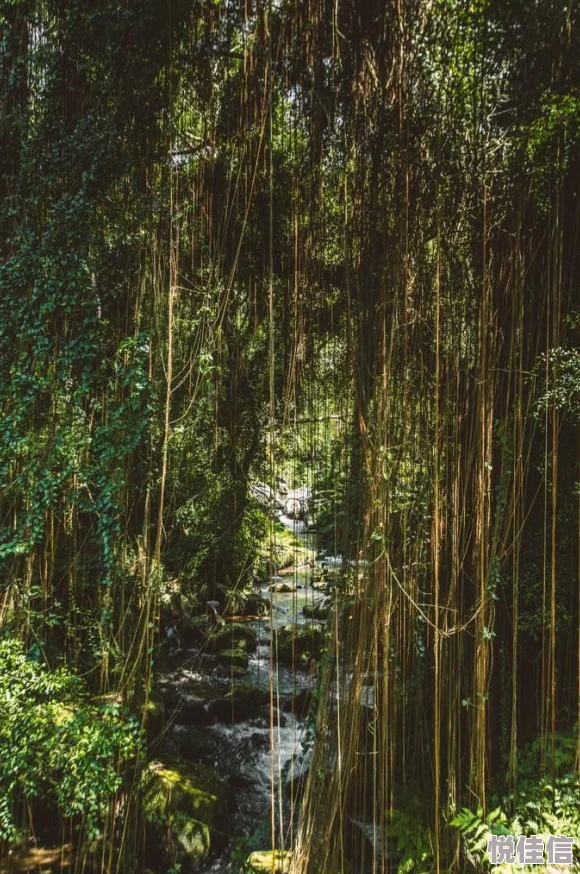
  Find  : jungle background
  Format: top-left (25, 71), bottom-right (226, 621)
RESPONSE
top-left (0, 0), bottom-right (580, 872)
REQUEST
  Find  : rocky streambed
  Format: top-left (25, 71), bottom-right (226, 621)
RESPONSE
top-left (151, 614), bottom-right (320, 871)
top-left (149, 515), bottom-right (340, 873)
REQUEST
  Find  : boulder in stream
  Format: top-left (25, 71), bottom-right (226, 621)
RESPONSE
top-left (215, 586), bottom-right (247, 617)
top-left (209, 685), bottom-right (270, 723)
top-left (273, 623), bottom-right (324, 666)
top-left (244, 594), bottom-right (271, 616)
top-left (216, 647), bottom-right (249, 671)
top-left (176, 727), bottom-right (219, 763)
top-left (281, 688), bottom-right (313, 718)
top-left (270, 581), bottom-right (297, 593)
top-left (246, 850), bottom-right (291, 873)
top-left (209, 623), bottom-right (258, 653)
top-left (172, 697), bottom-right (213, 727)
top-left (142, 759), bottom-right (228, 872)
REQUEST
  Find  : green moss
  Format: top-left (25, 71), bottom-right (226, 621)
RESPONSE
top-left (273, 624), bottom-right (324, 666)
top-left (210, 623), bottom-right (258, 653)
top-left (216, 647), bottom-right (249, 670)
top-left (173, 814), bottom-right (211, 860)
top-left (143, 761), bottom-right (223, 823)
top-left (142, 759), bottom-right (228, 869)
top-left (246, 850), bottom-right (291, 872)
top-left (224, 684), bottom-right (270, 708)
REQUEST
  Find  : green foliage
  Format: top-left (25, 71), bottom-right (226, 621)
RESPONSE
top-left (524, 92), bottom-right (580, 189)
top-left (451, 806), bottom-right (514, 873)
top-left (0, 637), bottom-right (143, 842)
top-left (451, 731), bottom-right (580, 871)
top-left (388, 805), bottom-right (433, 874)
top-left (534, 347), bottom-right (580, 420)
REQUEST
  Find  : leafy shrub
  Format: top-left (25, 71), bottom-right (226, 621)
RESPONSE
top-left (388, 802), bottom-right (433, 874)
top-left (0, 638), bottom-right (143, 842)
top-left (451, 731), bottom-right (580, 871)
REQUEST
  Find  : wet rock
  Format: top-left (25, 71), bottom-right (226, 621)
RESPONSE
top-left (216, 647), bottom-right (249, 671)
top-left (247, 712), bottom-right (270, 729)
top-left (244, 595), bottom-right (271, 616)
top-left (215, 586), bottom-right (247, 617)
top-left (177, 728), bottom-right (218, 763)
top-left (251, 482), bottom-right (285, 512)
top-left (208, 686), bottom-right (270, 723)
top-left (273, 707), bottom-right (287, 728)
top-left (160, 587), bottom-right (214, 639)
top-left (284, 497), bottom-right (303, 519)
top-left (209, 623), bottom-right (258, 653)
top-left (142, 759), bottom-right (228, 872)
top-left (251, 482), bottom-right (275, 504)
top-left (216, 663), bottom-right (247, 678)
top-left (283, 485), bottom-right (311, 520)
top-left (173, 698), bottom-right (213, 727)
top-left (302, 598), bottom-right (331, 620)
top-left (281, 688), bottom-right (313, 718)
top-left (254, 705), bottom-right (287, 728)
top-left (270, 581), bottom-right (297, 593)
top-left (249, 731), bottom-right (269, 749)
top-left (246, 850), bottom-right (291, 873)
top-left (227, 773), bottom-right (254, 789)
top-left (156, 684), bottom-right (180, 711)
top-left (273, 623), bottom-right (324, 667)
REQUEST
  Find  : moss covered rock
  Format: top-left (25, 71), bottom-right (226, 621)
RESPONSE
top-left (173, 698), bottom-right (213, 727)
top-left (213, 586), bottom-right (248, 617)
top-left (273, 623), bottom-right (324, 666)
top-left (210, 623), bottom-right (258, 653)
top-left (142, 759), bottom-right (228, 871)
top-left (209, 685), bottom-right (270, 723)
top-left (246, 850), bottom-right (291, 872)
top-left (216, 647), bottom-right (249, 671)
top-left (244, 595), bottom-right (270, 616)
top-left (270, 581), bottom-right (297, 593)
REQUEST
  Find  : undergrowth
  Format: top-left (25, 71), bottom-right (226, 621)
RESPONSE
top-left (451, 730), bottom-right (580, 871)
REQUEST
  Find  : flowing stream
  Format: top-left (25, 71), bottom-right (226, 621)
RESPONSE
top-left (157, 510), bottom-right (337, 872)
